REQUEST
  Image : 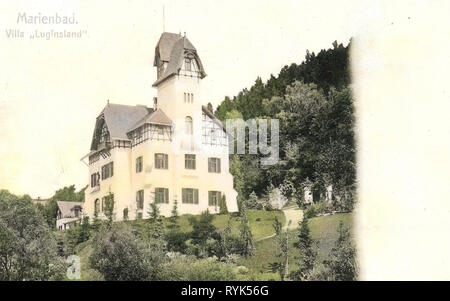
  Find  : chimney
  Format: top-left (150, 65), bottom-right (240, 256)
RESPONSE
top-left (153, 97), bottom-right (158, 110)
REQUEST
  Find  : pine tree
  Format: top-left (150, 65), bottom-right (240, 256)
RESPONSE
top-left (324, 221), bottom-right (357, 280)
top-left (147, 202), bottom-right (165, 240)
top-left (290, 217), bottom-right (316, 280)
top-left (219, 195), bottom-right (228, 214)
top-left (167, 199), bottom-right (180, 231)
top-left (247, 191), bottom-right (258, 209)
top-left (239, 199), bottom-right (254, 257)
top-left (271, 217), bottom-right (291, 280)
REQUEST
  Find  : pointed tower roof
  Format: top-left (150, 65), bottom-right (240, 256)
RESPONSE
top-left (153, 32), bottom-right (206, 87)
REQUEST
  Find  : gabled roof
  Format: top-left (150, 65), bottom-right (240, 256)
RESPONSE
top-left (128, 108), bottom-right (173, 133)
top-left (101, 103), bottom-right (153, 140)
top-left (153, 32), bottom-right (183, 64)
top-left (153, 32), bottom-right (206, 87)
top-left (57, 201), bottom-right (83, 219)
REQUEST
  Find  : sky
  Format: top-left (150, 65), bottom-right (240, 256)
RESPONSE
top-left (0, 0), bottom-right (368, 198)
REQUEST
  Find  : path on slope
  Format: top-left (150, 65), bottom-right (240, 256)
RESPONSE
top-left (256, 205), bottom-right (303, 242)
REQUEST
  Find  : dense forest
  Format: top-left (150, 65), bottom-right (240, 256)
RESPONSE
top-left (214, 40), bottom-right (354, 210)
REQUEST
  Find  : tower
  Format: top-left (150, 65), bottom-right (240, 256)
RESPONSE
top-left (152, 32), bottom-right (207, 124)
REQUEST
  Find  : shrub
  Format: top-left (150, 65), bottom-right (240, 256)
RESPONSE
top-left (163, 255), bottom-right (237, 281)
top-left (0, 191), bottom-right (65, 281)
top-left (89, 223), bottom-right (167, 281)
top-left (166, 231), bottom-right (191, 253)
top-left (304, 202), bottom-right (332, 218)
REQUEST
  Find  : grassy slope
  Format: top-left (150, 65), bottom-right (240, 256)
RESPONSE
top-left (237, 213), bottom-right (353, 278)
top-left (162, 210), bottom-right (285, 241)
top-left (77, 211), bottom-right (351, 281)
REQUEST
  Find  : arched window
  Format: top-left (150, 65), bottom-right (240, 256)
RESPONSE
top-left (185, 116), bottom-right (193, 135)
top-left (94, 199), bottom-right (99, 214)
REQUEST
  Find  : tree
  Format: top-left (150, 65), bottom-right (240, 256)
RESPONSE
top-left (189, 210), bottom-right (216, 246)
top-left (270, 217), bottom-right (290, 280)
top-left (213, 41), bottom-right (354, 210)
top-left (90, 223), bottom-right (166, 281)
top-left (238, 199), bottom-right (254, 257)
top-left (324, 221), bottom-right (357, 280)
top-left (167, 198), bottom-right (180, 231)
top-left (146, 202), bottom-right (165, 241)
top-left (104, 193), bottom-right (115, 225)
top-left (247, 191), bottom-right (258, 209)
top-left (219, 195), bottom-right (228, 214)
top-left (0, 190), bottom-right (65, 280)
top-left (290, 217), bottom-right (317, 280)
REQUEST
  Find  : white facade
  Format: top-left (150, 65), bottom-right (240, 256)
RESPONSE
top-left (83, 32), bottom-right (238, 221)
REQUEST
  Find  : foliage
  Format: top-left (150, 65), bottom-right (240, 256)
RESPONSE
top-left (219, 195), bottom-right (229, 214)
top-left (89, 223), bottom-right (166, 281)
top-left (270, 217), bottom-right (290, 280)
top-left (63, 217), bottom-right (91, 254)
top-left (290, 217), bottom-right (317, 280)
top-left (213, 41), bottom-right (354, 209)
top-left (304, 202), bottom-right (333, 219)
top-left (163, 255), bottom-right (237, 281)
top-left (103, 193), bottom-right (115, 225)
top-left (167, 198), bottom-right (180, 230)
top-left (187, 211), bottom-right (221, 258)
top-left (247, 191), bottom-right (259, 209)
top-left (323, 221), bottom-right (357, 280)
top-left (0, 190), bottom-right (65, 281)
top-left (238, 199), bottom-right (255, 257)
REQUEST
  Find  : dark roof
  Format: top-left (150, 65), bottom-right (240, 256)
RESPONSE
top-left (91, 103), bottom-right (174, 149)
top-left (153, 32), bottom-right (183, 64)
top-left (153, 32), bottom-right (206, 87)
top-left (128, 109), bottom-right (173, 133)
top-left (101, 103), bottom-right (153, 140)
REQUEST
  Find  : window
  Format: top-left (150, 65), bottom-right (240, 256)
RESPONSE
top-left (185, 58), bottom-right (191, 71)
top-left (182, 188), bottom-right (199, 204)
top-left (137, 212), bottom-right (143, 219)
top-left (91, 173), bottom-right (99, 187)
top-left (136, 156), bottom-right (143, 173)
top-left (155, 188), bottom-right (169, 204)
top-left (208, 191), bottom-right (221, 206)
top-left (155, 153), bottom-right (168, 169)
top-left (123, 208), bottom-right (128, 220)
top-left (101, 162), bottom-right (114, 180)
top-left (184, 93), bottom-right (193, 103)
top-left (136, 190), bottom-right (144, 210)
top-left (208, 158), bottom-right (221, 173)
top-left (185, 154), bottom-right (196, 169)
top-left (157, 125), bottom-right (164, 135)
top-left (185, 116), bottom-right (193, 134)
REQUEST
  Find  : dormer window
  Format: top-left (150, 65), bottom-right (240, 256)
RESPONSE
top-left (185, 58), bottom-right (191, 71)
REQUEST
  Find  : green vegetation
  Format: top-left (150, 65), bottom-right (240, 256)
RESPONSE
top-left (237, 213), bottom-right (352, 279)
top-left (0, 190), bottom-right (66, 280)
top-left (216, 41), bottom-right (355, 215)
top-left (159, 210), bottom-right (284, 241)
